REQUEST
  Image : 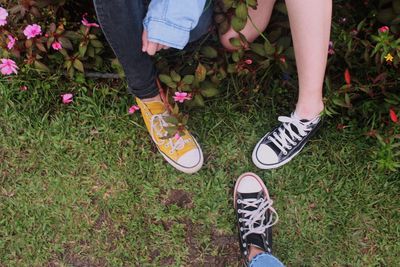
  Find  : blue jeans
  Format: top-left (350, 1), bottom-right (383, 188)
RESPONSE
top-left (249, 253), bottom-right (285, 267)
top-left (93, 0), bottom-right (213, 99)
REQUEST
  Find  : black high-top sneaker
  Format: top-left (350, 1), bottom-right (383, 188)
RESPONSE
top-left (252, 112), bottom-right (321, 169)
top-left (234, 172), bottom-right (279, 266)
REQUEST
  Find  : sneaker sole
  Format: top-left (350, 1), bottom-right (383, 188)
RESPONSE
top-left (157, 137), bottom-right (204, 174)
top-left (251, 134), bottom-right (306, 170)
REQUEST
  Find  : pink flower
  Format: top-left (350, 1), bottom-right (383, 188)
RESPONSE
top-left (82, 14), bottom-right (99, 28)
top-left (61, 93), bottom-right (73, 104)
top-left (0, 7), bottom-right (8, 26)
top-left (378, 26), bottom-right (389, 33)
top-left (0, 58), bottom-right (19, 75)
top-left (20, 85), bottom-right (28, 91)
top-left (128, 105), bottom-right (140, 114)
top-left (244, 59), bottom-right (253, 65)
top-left (23, 24), bottom-right (42, 39)
top-left (52, 41), bottom-right (62, 50)
top-left (174, 133), bottom-right (181, 140)
top-left (328, 41), bottom-right (335, 55)
top-left (7, 35), bottom-right (16, 50)
top-left (173, 92), bottom-right (191, 103)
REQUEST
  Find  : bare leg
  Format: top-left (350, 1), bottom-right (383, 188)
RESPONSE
top-left (285, 0), bottom-right (332, 119)
top-left (219, 0), bottom-right (276, 50)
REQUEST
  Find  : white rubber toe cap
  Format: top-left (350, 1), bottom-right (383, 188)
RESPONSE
top-left (255, 144), bottom-right (279, 165)
top-left (176, 149), bottom-right (203, 173)
top-left (237, 175), bottom-right (263, 193)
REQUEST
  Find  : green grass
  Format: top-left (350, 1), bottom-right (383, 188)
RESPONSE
top-left (0, 77), bottom-right (399, 267)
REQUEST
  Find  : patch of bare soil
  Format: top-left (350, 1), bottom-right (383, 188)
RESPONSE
top-left (184, 220), bottom-right (241, 267)
top-left (163, 189), bottom-right (194, 209)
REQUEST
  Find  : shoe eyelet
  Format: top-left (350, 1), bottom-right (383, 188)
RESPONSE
top-left (237, 199), bottom-right (241, 204)
top-left (283, 151), bottom-right (288, 155)
top-left (288, 146), bottom-right (292, 149)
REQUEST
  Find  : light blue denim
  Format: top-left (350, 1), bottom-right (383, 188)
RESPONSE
top-left (249, 253), bottom-right (285, 267)
top-left (143, 0), bottom-right (207, 49)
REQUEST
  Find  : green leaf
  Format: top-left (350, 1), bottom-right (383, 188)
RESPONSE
top-left (34, 60), bottom-right (50, 72)
top-left (200, 46), bottom-right (218, 58)
top-left (264, 40), bottom-right (275, 55)
top-left (231, 16), bottom-right (246, 32)
top-left (90, 39), bottom-right (104, 48)
top-left (79, 43), bottom-right (88, 57)
top-left (159, 74), bottom-right (173, 84)
top-left (201, 81), bottom-right (219, 98)
top-left (170, 70), bottom-right (181, 82)
top-left (58, 37), bottom-right (73, 50)
top-left (193, 94), bottom-right (205, 107)
top-left (195, 63), bottom-right (207, 82)
top-left (182, 75), bottom-right (194, 85)
top-left (235, 3), bottom-right (248, 20)
top-left (164, 116), bottom-right (179, 125)
top-left (250, 43), bottom-right (266, 56)
top-left (73, 59), bottom-right (85, 73)
top-left (229, 37), bottom-right (242, 48)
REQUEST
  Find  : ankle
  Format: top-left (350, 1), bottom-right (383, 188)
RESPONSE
top-left (295, 101), bottom-right (324, 120)
top-left (141, 94), bottom-right (162, 103)
top-left (248, 245), bottom-right (265, 261)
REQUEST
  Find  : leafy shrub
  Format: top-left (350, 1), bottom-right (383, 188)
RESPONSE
top-left (0, 0), bottom-right (399, 170)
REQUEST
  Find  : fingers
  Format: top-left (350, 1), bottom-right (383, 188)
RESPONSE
top-left (142, 30), bottom-right (148, 52)
top-left (146, 42), bottom-right (158, 56)
top-left (142, 30), bottom-right (170, 55)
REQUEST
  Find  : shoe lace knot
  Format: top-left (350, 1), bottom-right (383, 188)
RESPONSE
top-left (268, 116), bottom-right (314, 155)
top-left (150, 114), bottom-right (190, 153)
top-left (238, 197), bottom-right (279, 239)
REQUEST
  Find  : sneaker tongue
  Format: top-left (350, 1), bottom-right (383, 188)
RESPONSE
top-left (247, 234), bottom-right (265, 250)
top-left (144, 101), bottom-right (167, 115)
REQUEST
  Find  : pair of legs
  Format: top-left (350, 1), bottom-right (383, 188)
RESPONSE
top-left (221, 0), bottom-right (332, 120)
top-left (93, 0), bottom-right (332, 174)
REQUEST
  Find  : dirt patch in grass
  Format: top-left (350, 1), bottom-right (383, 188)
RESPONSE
top-left (182, 219), bottom-right (240, 267)
top-left (163, 189), bottom-right (193, 209)
top-left (46, 242), bottom-right (107, 267)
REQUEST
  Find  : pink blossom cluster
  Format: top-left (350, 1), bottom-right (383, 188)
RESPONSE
top-left (0, 9), bottom-right (101, 77)
top-left (173, 92), bottom-right (192, 103)
top-left (0, 7), bottom-right (8, 26)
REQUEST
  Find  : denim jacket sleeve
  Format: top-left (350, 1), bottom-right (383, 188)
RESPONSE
top-left (143, 0), bottom-right (207, 49)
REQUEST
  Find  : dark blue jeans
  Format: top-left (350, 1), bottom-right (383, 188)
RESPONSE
top-left (93, 0), bottom-right (213, 99)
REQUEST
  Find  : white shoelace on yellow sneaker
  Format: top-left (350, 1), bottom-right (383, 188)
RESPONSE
top-left (267, 116), bottom-right (312, 155)
top-left (150, 114), bottom-right (191, 154)
top-left (237, 197), bottom-right (279, 239)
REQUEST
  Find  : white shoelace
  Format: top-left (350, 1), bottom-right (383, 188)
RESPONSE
top-left (237, 197), bottom-right (279, 239)
top-left (150, 114), bottom-right (190, 154)
top-left (268, 116), bottom-right (316, 155)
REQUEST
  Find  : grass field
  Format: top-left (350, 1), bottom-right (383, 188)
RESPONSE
top-left (1, 77), bottom-right (399, 266)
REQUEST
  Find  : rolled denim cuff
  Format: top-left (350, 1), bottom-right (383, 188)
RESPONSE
top-left (143, 19), bottom-right (190, 50)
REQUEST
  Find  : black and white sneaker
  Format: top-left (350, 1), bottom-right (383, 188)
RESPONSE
top-left (252, 113), bottom-right (321, 169)
top-left (234, 172), bottom-right (279, 266)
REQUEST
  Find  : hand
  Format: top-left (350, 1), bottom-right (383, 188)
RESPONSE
top-left (142, 30), bottom-right (170, 56)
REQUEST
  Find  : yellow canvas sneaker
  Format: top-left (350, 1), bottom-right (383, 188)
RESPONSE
top-left (136, 97), bottom-right (203, 174)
